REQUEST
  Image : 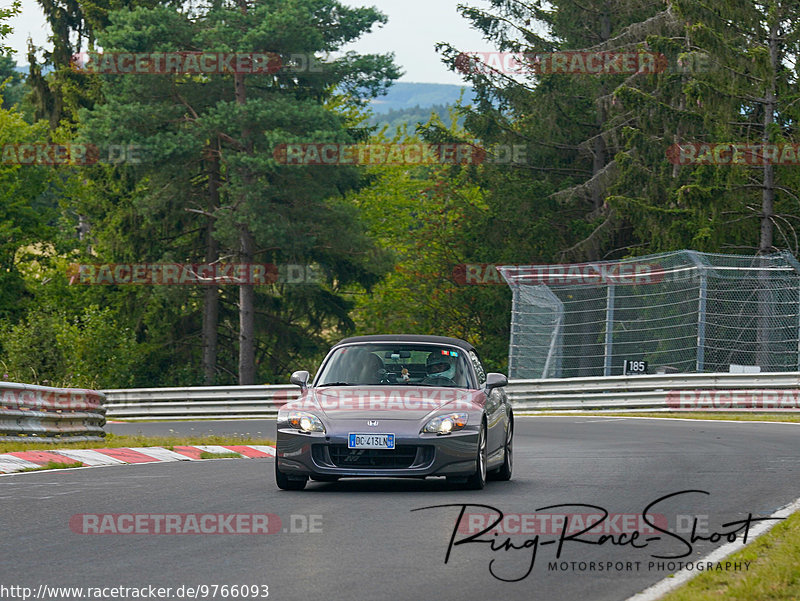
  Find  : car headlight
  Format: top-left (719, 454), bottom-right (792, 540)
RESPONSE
top-left (422, 412), bottom-right (468, 435)
top-left (287, 411), bottom-right (325, 433)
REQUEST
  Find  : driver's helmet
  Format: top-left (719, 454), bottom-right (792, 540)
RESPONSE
top-left (426, 351), bottom-right (456, 380)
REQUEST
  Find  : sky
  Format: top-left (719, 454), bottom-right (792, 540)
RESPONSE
top-left (5, 0), bottom-right (497, 85)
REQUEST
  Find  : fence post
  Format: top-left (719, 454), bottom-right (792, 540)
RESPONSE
top-left (603, 284), bottom-right (615, 376)
top-left (779, 251), bottom-right (800, 371)
top-left (686, 251), bottom-right (708, 373)
top-left (696, 272), bottom-right (707, 372)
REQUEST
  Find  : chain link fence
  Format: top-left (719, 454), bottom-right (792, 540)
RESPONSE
top-left (498, 251), bottom-right (800, 379)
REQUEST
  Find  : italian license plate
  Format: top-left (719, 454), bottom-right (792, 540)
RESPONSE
top-left (348, 433), bottom-right (395, 449)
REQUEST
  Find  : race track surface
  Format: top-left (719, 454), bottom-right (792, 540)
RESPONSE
top-left (3, 416), bottom-right (799, 601)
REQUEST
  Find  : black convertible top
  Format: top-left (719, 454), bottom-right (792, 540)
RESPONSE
top-left (335, 334), bottom-right (476, 352)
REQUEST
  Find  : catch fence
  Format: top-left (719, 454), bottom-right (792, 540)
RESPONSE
top-left (498, 251), bottom-right (800, 379)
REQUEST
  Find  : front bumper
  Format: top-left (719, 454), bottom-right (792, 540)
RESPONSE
top-left (276, 423), bottom-right (480, 478)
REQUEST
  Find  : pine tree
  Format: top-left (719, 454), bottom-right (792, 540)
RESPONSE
top-left (77, 0), bottom-right (399, 383)
top-left (437, 0), bottom-right (676, 262)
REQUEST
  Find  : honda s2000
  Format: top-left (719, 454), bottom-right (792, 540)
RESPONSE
top-left (275, 334), bottom-right (513, 490)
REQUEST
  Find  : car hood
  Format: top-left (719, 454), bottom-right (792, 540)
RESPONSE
top-left (283, 385), bottom-right (484, 420)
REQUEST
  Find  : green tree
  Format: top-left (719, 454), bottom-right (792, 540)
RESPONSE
top-left (0, 302), bottom-right (139, 388)
top-left (413, 1), bottom-right (678, 373)
top-left (0, 99), bottom-right (56, 322)
top-left (347, 112), bottom-right (516, 369)
top-left (28, 0), bottom-right (163, 128)
top-left (0, 53), bottom-right (26, 109)
top-left (76, 0), bottom-right (399, 384)
top-left (0, 1), bottom-right (19, 55)
top-left (437, 0), bottom-right (672, 263)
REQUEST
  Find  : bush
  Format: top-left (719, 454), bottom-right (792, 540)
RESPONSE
top-left (0, 304), bottom-right (139, 388)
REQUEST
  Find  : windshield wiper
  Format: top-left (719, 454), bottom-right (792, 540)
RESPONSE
top-left (317, 382), bottom-right (354, 387)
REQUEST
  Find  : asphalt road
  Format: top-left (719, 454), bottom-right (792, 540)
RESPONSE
top-left (3, 417), bottom-right (799, 601)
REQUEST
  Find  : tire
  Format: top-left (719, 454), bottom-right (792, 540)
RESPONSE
top-left (465, 423), bottom-right (487, 490)
top-left (275, 458), bottom-right (307, 491)
top-left (490, 418), bottom-right (513, 481)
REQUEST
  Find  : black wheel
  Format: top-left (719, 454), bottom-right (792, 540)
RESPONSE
top-left (490, 418), bottom-right (513, 481)
top-left (275, 458), bottom-right (307, 491)
top-left (465, 423), bottom-right (487, 490)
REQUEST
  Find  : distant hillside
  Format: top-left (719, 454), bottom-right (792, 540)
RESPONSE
top-left (14, 64), bottom-right (52, 75)
top-left (366, 82), bottom-right (475, 132)
top-left (369, 82), bottom-right (475, 114)
top-left (11, 68), bottom-right (474, 110)
top-left (8, 69), bottom-right (470, 131)
top-left (366, 104), bottom-right (465, 133)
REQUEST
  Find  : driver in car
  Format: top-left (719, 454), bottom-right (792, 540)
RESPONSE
top-left (421, 352), bottom-right (457, 386)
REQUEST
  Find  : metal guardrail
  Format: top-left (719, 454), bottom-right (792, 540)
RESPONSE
top-left (102, 372), bottom-right (800, 420)
top-left (103, 385), bottom-right (298, 420)
top-left (507, 372), bottom-right (800, 411)
top-left (0, 382), bottom-right (107, 441)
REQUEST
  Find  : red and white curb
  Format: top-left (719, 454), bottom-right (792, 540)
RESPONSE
top-left (0, 445), bottom-right (275, 475)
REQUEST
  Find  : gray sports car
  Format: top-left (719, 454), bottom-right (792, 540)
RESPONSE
top-left (275, 334), bottom-right (513, 490)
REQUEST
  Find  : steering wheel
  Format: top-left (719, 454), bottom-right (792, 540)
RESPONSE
top-left (422, 374), bottom-right (456, 387)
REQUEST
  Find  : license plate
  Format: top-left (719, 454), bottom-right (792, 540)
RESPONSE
top-left (348, 433), bottom-right (395, 449)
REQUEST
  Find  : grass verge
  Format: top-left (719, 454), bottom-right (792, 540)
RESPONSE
top-left (525, 412), bottom-right (800, 423)
top-left (19, 461), bottom-right (85, 472)
top-left (659, 510), bottom-right (800, 601)
top-left (0, 433), bottom-right (273, 454)
top-left (199, 451), bottom-right (243, 459)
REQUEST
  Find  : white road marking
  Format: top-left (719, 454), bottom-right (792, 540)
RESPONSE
top-left (127, 447), bottom-right (194, 461)
top-left (0, 456), bottom-right (43, 473)
top-left (53, 449), bottom-right (126, 466)
top-left (248, 445), bottom-right (276, 456)
top-left (625, 494), bottom-right (800, 601)
top-left (193, 445), bottom-right (240, 455)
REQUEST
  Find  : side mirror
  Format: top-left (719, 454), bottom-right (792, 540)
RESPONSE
top-left (290, 370), bottom-right (310, 390)
top-left (485, 373), bottom-right (508, 391)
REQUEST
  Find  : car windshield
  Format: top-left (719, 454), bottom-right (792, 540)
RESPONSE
top-left (315, 343), bottom-right (475, 388)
